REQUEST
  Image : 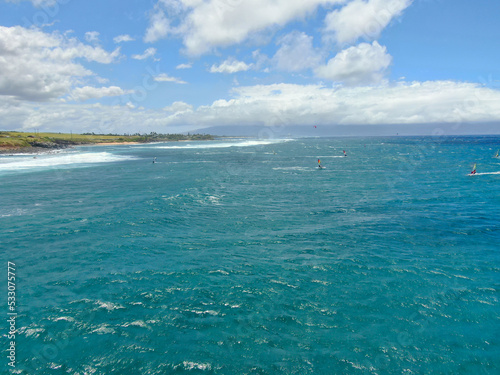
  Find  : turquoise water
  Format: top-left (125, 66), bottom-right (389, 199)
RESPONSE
top-left (1, 136), bottom-right (499, 374)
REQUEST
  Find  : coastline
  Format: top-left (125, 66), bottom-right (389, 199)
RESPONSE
top-left (0, 142), bottom-right (140, 155)
top-left (0, 146), bottom-right (70, 155)
top-left (1, 132), bottom-right (215, 155)
top-left (92, 142), bottom-right (141, 146)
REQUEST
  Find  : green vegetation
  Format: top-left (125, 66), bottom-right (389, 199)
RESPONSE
top-left (0, 131), bottom-right (213, 151)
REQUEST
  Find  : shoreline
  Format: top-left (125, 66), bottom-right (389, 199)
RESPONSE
top-left (0, 146), bottom-right (70, 155)
top-left (92, 142), bottom-right (141, 146)
top-left (0, 141), bottom-right (153, 154)
top-left (1, 131), bottom-right (215, 155)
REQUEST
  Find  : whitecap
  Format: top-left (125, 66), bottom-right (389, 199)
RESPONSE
top-left (95, 300), bottom-right (125, 311)
top-left (190, 309), bottom-right (219, 316)
top-left (209, 270), bottom-right (229, 275)
top-left (0, 208), bottom-right (31, 218)
top-left (91, 324), bottom-right (115, 335)
top-left (121, 320), bottom-right (149, 328)
top-left (54, 316), bottom-right (75, 322)
top-left (182, 361), bottom-right (212, 371)
top-left (23, 327), bottom-right (45, 337)
top-left (0, 152), bottom-right (137, 173)
top-left (153, 139), bottom-right (292, 150)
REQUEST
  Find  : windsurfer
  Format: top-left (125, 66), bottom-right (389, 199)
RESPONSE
top-left (470, 164), bottom-right (477, 175)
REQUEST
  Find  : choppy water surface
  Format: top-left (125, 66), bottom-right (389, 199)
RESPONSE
top-left (1, 136), bottom-right (499, 374)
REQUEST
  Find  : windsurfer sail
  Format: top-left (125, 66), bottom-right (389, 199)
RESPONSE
top-left (469, 163), bottom-right (477, 175)
top-left (343, 150), bottom-right (347, 157)
top-left (317, 158), bottom-right (324, 169)
top-left (494, 150), bottom-right (499, 158)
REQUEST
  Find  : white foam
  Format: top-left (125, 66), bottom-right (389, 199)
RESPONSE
top-left (95, 300), bottom-right (125, 311)
top-left (474, 171), bottom-right (500, 175)
top-left (0, 208), bottom-right (31, 218)
top-left (0, 152), bottom-right (136, 172)
top-left (182, 362), bottom-right (212, 371)
top-left (154, 139), bottom-right (292, 150)
top-left (91, 324), bottom-right (116, 335)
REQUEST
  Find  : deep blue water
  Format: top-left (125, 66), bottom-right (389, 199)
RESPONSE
top-left (1, 136), bottom-right (499, 374)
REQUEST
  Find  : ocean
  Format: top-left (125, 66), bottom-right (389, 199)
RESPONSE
top-left (1, 136), bottom-right (499, 374)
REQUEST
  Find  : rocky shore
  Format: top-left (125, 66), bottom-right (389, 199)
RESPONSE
top-left (0, 131), bottom-right (215, 154)
top-left (0, 140), bottom-right (82, 155)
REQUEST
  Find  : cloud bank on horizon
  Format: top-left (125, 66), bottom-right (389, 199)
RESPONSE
top-left (0, 0), bottom-right (499, 135)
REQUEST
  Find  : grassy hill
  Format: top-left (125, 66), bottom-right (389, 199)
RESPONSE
top-left (0, 131), bottom-right (213, 152)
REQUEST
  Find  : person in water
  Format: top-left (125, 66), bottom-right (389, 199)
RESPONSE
top-left (153, 157), bottom-right (157, 164)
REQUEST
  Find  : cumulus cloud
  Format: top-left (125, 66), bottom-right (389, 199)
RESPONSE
top-left (145, 0), bottom-right (344, 55)
top-left (4, 81), bottom-right (500, 134)
top-left (114, 34), bottom-right (135, 43)
top-left (210, 58), bottom-right (252, 74)
top-left (273, 31), bottom-right (322, 72)
top-left (70, 86), bottom-right (133, 102)
top-left (132, 47), bottom-right (158, 60)
top-left (0, 26), bottom-right (121, 101)
top-left (176, 63), bottom-right (192, 69)
top-left (194, 82), bottom-right (500, 127)
top-left (144, 10), bottom-right (171, 43)
top-left (153, 73), bottom-right (187, 84)
top-left (163, 101), bottom-right (193, 113)
top-left (315, 41), bottom-right (392, 85)
top-left (85, 31), bottom-right (100, 44)
top-left (144, 0), bottom-right (185, 43)
top-left (324, 0), bottom-right (413, 45)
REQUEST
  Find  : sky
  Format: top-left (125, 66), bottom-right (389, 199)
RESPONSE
top-left (1, 0), bottom-right (500, 136)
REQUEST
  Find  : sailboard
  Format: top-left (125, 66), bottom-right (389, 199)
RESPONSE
top-left (343, 150), bottom-right (347, 157)
top-left (469, 163), bottom-right (477, 176)
top-left (317, 158), bottom-right (324, 169)
top-left (494, 150), bottom-right (499, 158)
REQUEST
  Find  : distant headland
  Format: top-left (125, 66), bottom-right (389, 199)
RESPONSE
top-left (0, 131), bottom-right (214, 154)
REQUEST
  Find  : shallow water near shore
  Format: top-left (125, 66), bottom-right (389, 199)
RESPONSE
top-left (1, 136), bottom-right (499, 374)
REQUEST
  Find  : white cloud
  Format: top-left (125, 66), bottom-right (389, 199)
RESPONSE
top-left (132, 47), bottom-right (158, 60)
top-left (145, 0), bottom-right (345, 55)
top-left (114, 34), bottom-right (135, 43)
top-left (0, 26), bottom-right (121, 102)
top-left (176, 63), bottom-right (192, 69)
top-left (85, 31), bottom-right (100, 44)
top-left (163, 101), bottom-right (193, 113)
top-left (315, 41), bottom-right (391, 85)
top-left (193, 82), bottom-right (500, 128)
top-left (210, 58), bottom-right (252, 74)
top-left (324, 0), bottom-right (412, 45)
top-left (4, 81), bottom-right (500, 134)
top-left (144, 0), bottom-right (182, 43)
top-left (5, 0), bottom-right (57, 6)
top-left (273, 31), bottom-right (322, 72)
top-left (70, 86), bottom-right (133, 102)
top-left (153, 73), bottom-right (187, 84)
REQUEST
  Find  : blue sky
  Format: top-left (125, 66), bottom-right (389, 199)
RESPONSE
top-left (1, 0), bottom-right (500, 135)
